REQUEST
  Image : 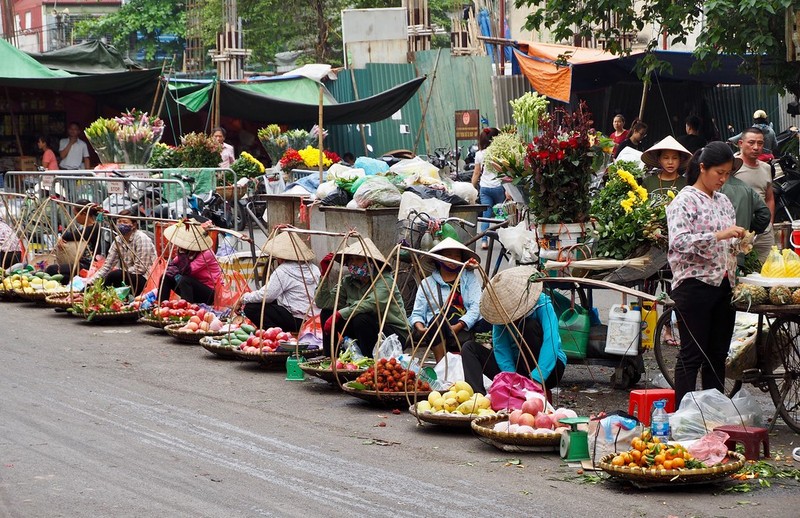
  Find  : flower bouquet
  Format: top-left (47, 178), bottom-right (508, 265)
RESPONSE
top-left (279, 148), bottom-right (303, 171)
top-left (176, 132), bottom-right (222, 168)
top-left (115, 109), bottom-right (165, 166)
top-left (590, 161), bottom-right (670, 260)
top-left (147, 142), bottom-right (181, 169)
top-left (228, 151), bottom-right (265, 183)
top-left (504, 101), bottom-right (597, 224)
top-left (284, 129), bottom-right (314, 151)
top-left (510, 92), bottom-right (549, 144)
top-left (84, 118), bottom-right (122, 164)
top-left (257, 124), bottom-right (287, 165)
top-left (484, 131), bottom-right (526, 177)
top-left (297, 145), bottom-right (339, 169)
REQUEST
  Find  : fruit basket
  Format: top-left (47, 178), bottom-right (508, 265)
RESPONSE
top-left (138, 315), bottom-right (174, 329)
top-left (598, 451), bottom-right (746, 487)
top-left (342, 381), bottom-right (432, 407)
top-left (298, 358), bottom-right (367, 385)
top-left (409, 402), bottom-right (478, 428)
top-left (199, 336), bottom-right (242, 359)
top-left (231, 348), bottom-right (294, 369)
top-left (164, 323), bottom-right (223, 344)
top-left (44, 293), bottom-right (82, 309)
top-left (68, 307), bottom-right (142, 324)
top-left (471, 414), bottom-right (562, 451)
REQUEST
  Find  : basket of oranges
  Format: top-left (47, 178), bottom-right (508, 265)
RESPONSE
top-left (598, 431), bottom-right (745, 486)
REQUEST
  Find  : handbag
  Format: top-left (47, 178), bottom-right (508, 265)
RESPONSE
top-left (488, 371), bottom-right (545, 412)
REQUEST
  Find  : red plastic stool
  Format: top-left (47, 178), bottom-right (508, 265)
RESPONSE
top-left (714, 425), bottom-right (770, 461)
top-left (628, 389), bottom-right (676, 425)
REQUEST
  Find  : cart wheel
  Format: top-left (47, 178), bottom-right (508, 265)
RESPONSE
top-left (765, 316), bottom-right (800, 433)
top-left (653, 306), bottom-right (740, 397)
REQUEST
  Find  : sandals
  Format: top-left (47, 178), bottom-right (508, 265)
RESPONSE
top-left (481, 241), bottom-right (489, 250)
top-left (664, 336), bottom-right (679, 347)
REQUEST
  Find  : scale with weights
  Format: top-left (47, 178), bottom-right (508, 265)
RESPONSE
top-left (559, 416), bottom-right (590, 462)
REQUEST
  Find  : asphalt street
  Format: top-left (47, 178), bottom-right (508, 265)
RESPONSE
top-left (0, 300), bottom-right (798, 517)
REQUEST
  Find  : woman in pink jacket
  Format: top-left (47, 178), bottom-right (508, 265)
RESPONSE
top-left (158, 220), bottom-right (222, 304)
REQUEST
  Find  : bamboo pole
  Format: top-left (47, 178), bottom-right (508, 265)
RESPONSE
top-left (638, 78), bottom-right (649, 121)
top-left (318, 85), bottom-right (324, 184)
top-left (348, 66), bottom-right (369, 155)
top-left (5, 87), bottom-right (23, 157)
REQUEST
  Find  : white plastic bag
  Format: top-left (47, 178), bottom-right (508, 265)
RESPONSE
top-left (353, 176), bottom-right (402, 208)
top-left (315, 180), bottom-right (338, 199)
top-left (433, 352), bottom-right (465, 384)
top-left (588, 414), bottom-right (642, 462)
top-left (389, 156), bottom-right (439, 179)
top-left (497, 221), bottom-right (539, 263)
top-left (374, 333), bottom-right (403, 359)
top-left (397, 191), bottom-right (451, 221)
top-left (451, 181), bottom-right (478, 204)
top-left (669, 388), bottom-right (763, 441)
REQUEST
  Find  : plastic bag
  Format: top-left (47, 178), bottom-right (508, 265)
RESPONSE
top-left (404, 185), bottom-right (467, 205)
top-left (783, 248), bottom-right (800, 277)
top-left (213, 271), bottom-right (250, 310)
top-left (497, 221), bottom-right (539, 264)
top-left (669, 388), bottom-right (762, 441)
top-left (397, 191), bottom-right (451, 221)
top-left (433, 352), bottom-right (465, 384)
top-left (450, 182), bottom-right (478, 204)
top-left (316, 180), bottom-right (338, 199)
top-left (265, 172), bottom-right (286, 194)
top-left (688, 430), bottom-right (730, 465)
top-left (320, 187), bottom-right (350, 207)
top-left (327, 166), bottom-right (365, 193)
top-left (761, 245), bottom-right (786, 277)
top-left (374, 333), bottom-right (403, 359)
top-left (588, 413), bottom-right (642, 461)
top-left (488, 372), bottom-right (545, 412)
top-left (389, 157), bottom-right (439, 179)
top-left (297, 314), bottom-right (323, 348)
top-left (353, 176), bottom-right (402, 208)
top-left (354, 156), bottom-right (390, 176)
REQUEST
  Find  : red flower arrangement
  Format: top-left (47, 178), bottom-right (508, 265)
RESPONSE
top-left (323, 150), bottom-right (341, 164)
top-left (279, 148), bottom-right (303, 170)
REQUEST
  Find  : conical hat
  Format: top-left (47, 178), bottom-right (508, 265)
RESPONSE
top-left (337, 237), bottom-right (387, 267)
top-left (641, 136), bottom-right (692, 170)
top-left (163, 219), bottom-right (213, 252)
top-left (422, 237), bottom-right (480, 272)
top-left (263, 231), bottom-right (314, 261)
top-left (480, 266), bottom-right (543, 324)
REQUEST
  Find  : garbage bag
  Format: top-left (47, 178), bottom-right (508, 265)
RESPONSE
top-left (354, 156), bottom-right (390, 176)
top-left (327, 165), bottom-right (365, 194)
top-left (404, 185), bottom-right (467, 205)
top-left (353, 176), bottom-right (402, 208)
top-left (320, 187), bottom-right (350, 207)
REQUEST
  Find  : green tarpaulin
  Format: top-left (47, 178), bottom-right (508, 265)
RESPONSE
top-left (26, 41), bottom-right (136, 75)
top-left (0, 37), bottom-right (71, 78)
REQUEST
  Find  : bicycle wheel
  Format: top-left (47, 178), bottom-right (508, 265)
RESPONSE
top-left (653, 306), bottom-right (741, 397)
top-left (765, 316), bottom-right (800, 433)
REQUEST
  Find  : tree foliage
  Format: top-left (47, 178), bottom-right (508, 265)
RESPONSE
top-left (74, 0), bottom-right (186, 66)
top-left (515, 0), bottom-right (800, 96)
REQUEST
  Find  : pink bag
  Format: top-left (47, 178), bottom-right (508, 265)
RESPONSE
top-left (488, 372), bottom-right (545, 412)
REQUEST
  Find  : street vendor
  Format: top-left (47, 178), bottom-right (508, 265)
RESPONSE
top-left (236, 231), bottom-right (320, 332)
top-left (640, 136), bottom-right (692, 197)
top-left (213, 127), bottom-right (236, 169)
top-left (461, 265), bottom-right (566, 395)
top-left (409, 238), bottom-right (483, 363)
top-left (47, 199), bottom-right (102, 282)
top-left (666, 142), bottom-right (746, 404)
top-left (87, 210), bottom-right (156, 295)
top-left (158, 219), bottom-right (221, 305)
top-left (315, 237), bottom-right (407, 357)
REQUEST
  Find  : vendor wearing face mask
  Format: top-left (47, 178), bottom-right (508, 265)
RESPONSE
top-left (409, 238), bottom-right (483, 363)
top-left (315, 237), bottom-right (407, 357)
top-left (87, 210), bottom-right (156, 295)
top-left (158, 219), bottom-right (222, 305)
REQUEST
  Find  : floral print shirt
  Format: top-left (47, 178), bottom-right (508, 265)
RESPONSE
top-left (667, 186), bottom-right (737, 289)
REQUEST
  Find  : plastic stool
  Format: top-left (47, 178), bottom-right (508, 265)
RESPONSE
top-left (628, 388), bottom-right (676, 425)
top-left (714, 425), bottom-right (770, 461)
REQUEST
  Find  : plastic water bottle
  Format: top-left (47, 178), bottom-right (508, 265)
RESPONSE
top-left (651, 399), bottom-right (670, 441)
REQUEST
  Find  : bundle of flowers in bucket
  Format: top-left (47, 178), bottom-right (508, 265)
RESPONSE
top-left (176, 132), bottom-right (221, 168)
top-left (220, 152), bottom-right (265, 201)
top-left (84, 117), bottom-right (122, 164)
top-left (115, 109), bottom-right (164, 166)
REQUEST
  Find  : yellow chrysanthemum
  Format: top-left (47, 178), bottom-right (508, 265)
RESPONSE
top-left (298, 145), bottom-right (332, 168)
top-left (667, 190), bottom-right (676, 199)
top-left (617, 170), bottom-right (634, 184)
top-left (620, 199), bottom-right (633, 214)
top-left (636, 186), bottom-right (648, 201)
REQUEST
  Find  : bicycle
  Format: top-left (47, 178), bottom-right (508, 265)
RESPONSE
top-left (653, 302), bottom-right (800, 432)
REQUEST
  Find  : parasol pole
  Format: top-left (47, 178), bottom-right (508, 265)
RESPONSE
top-left (318, 85), bottom-right (324, 184)
top-left (638, 75), bottom-right (649, 121)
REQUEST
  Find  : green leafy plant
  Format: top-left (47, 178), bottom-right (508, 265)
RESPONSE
top-left (590, 161), bottom-right (670, 259)
top-left (148, 143), bottom-right (181, 169)
top-left (228, 151), bottom-right (266, 183)
top-left (177, 132), bottom-right (222, 169)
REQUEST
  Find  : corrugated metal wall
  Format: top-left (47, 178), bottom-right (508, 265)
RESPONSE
top-left (326, 51), bottom-right (495, 157)
top-left (704, 85), bottom-right (779, 140)
top-left (492, 75), bottom-right (535, 127)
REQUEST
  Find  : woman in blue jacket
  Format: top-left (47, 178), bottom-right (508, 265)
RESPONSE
top-left (409, 238), bottom-right (483, 362)
top-left (462, 265), bottom-right (566, 394)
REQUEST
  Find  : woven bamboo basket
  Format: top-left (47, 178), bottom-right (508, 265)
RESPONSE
top-left (216, 185), bottom-right (246, 202)
top-left (164, 323), bottom-right (223, 344)
top-left (409, 402), bottom-right (478, 428)
top-left (68, 308), bottom-right (142, 324)
top-left (199, 336), bottom-right (242, 359)
top-left (598, 451), bottom-right (746, 486)
top-left (298, 358), bottom-right (366, 384)
top-left (342, 381), bottom-right (432, 407)
top-left (471, 414), bottom-right (562, 448)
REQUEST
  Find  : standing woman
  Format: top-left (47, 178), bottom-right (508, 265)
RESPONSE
top-left (472, 127), bottom-right (503, 249)
top-left (666, 142), bottom-right (746, 404)
top-left (610, 114), bottom-right (628, 155)
top-left (37, 136), bottom-right (59, 171)
top-left (613, 119), bottom-right (648, 158)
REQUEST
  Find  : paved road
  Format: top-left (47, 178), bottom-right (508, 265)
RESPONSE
top-left (1, 301), bottom-right (798, 517)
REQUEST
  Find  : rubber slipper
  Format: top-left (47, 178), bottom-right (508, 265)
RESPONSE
top-left (481, 242), bottom-right (489, 250)
top-left (664, 338), bottom-right (679, 347)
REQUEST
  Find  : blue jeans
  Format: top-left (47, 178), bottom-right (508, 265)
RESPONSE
top-left (479, 185), bottom-right (506, 237)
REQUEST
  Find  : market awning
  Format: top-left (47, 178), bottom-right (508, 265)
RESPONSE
top-left (514, 42), bottom-right (620, 103)
top-left (26, 40), bottom-right (138, 74)
top-left (0, 37), bottom-right (72, 79)
top-left (514, 41), bottom-right (763, 102)
top-left (168, 75), bottom-right (426, 125)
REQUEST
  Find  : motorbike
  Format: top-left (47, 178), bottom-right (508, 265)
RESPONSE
top-left (773, 153), bottom-right (800, 223)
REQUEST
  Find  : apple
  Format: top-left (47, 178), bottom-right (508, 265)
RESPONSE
top-left (189, 315), bottom-right (201, 324)
top-left (197, 308), bottom-right (206, 320)
top-left (509, 409), bottom-right (523, 425)
top-left (204, 312), bottom-right (215, 323)
top-left (521, 398), bottom-right (545, 417)
top-left (199, 322), bottom-right (210, 332)
top-left (534, 413), bottom-right (553, 429)
top-left (518, 412), bottom-right (536, 428)
top-left (186, 322), bottom-right (199, 332)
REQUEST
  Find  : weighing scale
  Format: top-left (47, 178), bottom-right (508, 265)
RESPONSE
top-left (559, 417), bottom-right (590, 462)
top-left (285, 343), bottom-right (306, 381)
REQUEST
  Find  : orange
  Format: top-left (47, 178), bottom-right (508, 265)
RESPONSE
top-left (672, 457), bottom-right (685, 468)
top-left (663, 460), bottom-right (674, 470)
top-left (611, 455), bottom-right (625, 466)
top-left (654, 454), bottom-right (666, 465)
top-left (628, 462), bottom-right (638, 468)
top-left (630, 450), bottom-right (642, 462)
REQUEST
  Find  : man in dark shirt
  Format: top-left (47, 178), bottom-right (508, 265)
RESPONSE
top-left (677, 115), bottom-right (707, 154)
